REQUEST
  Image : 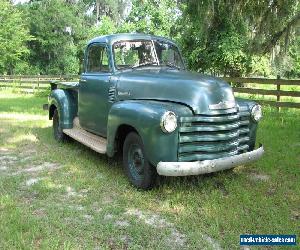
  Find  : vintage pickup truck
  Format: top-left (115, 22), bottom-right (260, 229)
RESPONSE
top-left (46, 33), bottom-right (264, 189)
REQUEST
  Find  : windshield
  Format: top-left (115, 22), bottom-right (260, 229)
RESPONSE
top-left (113, 39), bottom-right (184, 70)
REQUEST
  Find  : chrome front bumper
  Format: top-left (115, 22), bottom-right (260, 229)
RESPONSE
top-left (157, 145), bottom-right (264, 176)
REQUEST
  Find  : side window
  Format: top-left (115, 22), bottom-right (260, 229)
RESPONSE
top-left (86, 44), bottom-right (109, 73)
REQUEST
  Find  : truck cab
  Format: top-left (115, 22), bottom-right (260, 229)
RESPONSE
top-left (47, 33), bottom-right (264, 189)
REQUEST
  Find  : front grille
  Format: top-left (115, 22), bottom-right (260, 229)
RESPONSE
top-left (178, 106), bottom-right (251, 162)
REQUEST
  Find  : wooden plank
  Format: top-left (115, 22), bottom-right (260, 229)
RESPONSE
top-left (0, 85), bottom-right (49, 89)
top-left (0, 80), bottom-right (59, 84)
top-left (222, 77), bottom-right (300, 85)
top-left (0, 74), bottom-right (78, 79)
top-left (233, 87), bottom-right (300, 97)
top-left (256, 100), bottom-right (300, 108)
top-left (277, 76), bottom-right (281, 111)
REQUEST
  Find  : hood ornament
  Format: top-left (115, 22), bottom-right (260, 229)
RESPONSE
top-left (209, 101), bottom-right (236, 110)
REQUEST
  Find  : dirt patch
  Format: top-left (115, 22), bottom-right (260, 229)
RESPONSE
top-left (20, 191), bottom-right (39, 205)
top-left (248, 173), bottom-right (270, 182)
top-left (11, 162), bottom-right (61, 176)
top-left (65, 186), bottom-right (88, 198)
top-left (0, 155), bottom-right (19, 165)
top-left (114, 220), bottom-right (130, 227)
top-left (291, 210), bottom-right (299, 221)
top-left (26, 177), bottom-right (45, 186)
top-left (24, 162), bottom-right (60, 173)
top-left (91, 202), bottom-right (103, 213)
top-left (0, 147), bottom-right (11, 153)
top-left (240, 246), bottom-right (250, 250)
top-left (83, 214), bottom-right (93, 221)
top-left (100, 192), bottom-right (116, 204)
top-left (19, 147), bottom-right (37, 157)
top-left (125, 208), bottom-right (172, 228)
top-left (202, 234), bottom-right (222, 250)
top-left (125, 208), bottom-right (187, 248)
top-left (119, 235), bottom-right (132, 245)
top-left (68, 205), bottom-right (84, 211)
top-left (103, 213), bottom-right (114, 220)
top-left (32, 208), bottom-right (47, 218)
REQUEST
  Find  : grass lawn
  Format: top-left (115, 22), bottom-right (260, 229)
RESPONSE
top-left (0, 90), bottom-right (299, 249)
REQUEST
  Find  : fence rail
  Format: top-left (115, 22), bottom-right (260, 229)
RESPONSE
top-left (0, 75), bottom-right (299, 109)
top-left (221, 76), bottom-right (300, 109)
top-left (0, 75), bottom-right (78, 91)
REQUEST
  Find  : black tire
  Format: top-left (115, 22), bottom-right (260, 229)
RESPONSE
top-left (53, 109), bottom-right (68, 142)
top-left (123, 132), bottom-right (157, 190)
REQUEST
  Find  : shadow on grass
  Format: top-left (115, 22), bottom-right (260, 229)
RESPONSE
top-left (0, 119), bottom-right (251, 193)
top-left (2, 101), bottom-right (299, 193)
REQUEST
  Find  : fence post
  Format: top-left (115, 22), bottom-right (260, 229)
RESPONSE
top-left (37, 77), bottom-right (40, 91)
top-left (277, 75), bottom-right (281, 112)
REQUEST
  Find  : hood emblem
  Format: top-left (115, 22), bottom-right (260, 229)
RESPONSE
top-left (118, 90), bottom-right (131, 96)
top-left (209, 101), bottom-right (236, 110)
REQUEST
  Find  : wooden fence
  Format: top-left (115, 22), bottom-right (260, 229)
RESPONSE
top-left (221, 77), bottom-right (300, 109)
top-left (0, 75), bottom-right (78, 91)
top-left (0, 75), bottom-right (300, 109)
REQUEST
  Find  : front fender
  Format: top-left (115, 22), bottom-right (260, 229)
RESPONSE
top-left (49, 89), bottom-right (77, 129)
top-left (106, 100), bottom-right (193, 166)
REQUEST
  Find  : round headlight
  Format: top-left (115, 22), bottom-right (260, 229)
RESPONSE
top-left (161, 111), bottom-right (177, 133)
top-left (251, 104), bottom-right (262, 122)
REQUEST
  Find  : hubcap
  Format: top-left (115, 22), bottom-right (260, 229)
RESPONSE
top-left (128, 144), bottom-right (145, 179)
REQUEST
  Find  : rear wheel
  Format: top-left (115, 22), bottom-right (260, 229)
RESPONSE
top-left (53, 109), bottom-right (68, 142)
top-left (123, 132), bottom-right (157, 190)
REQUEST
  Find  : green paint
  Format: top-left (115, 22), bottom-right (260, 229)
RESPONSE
top-left (48, 33), bottom-right (261, 165)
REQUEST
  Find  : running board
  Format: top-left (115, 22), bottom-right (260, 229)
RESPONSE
top-left (63, 118), bottom-right (107, 154)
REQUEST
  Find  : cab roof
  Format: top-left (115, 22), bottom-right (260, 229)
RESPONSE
top-left (88, 33), bottom-right (177, 47)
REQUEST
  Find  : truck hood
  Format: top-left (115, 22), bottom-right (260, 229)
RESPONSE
top-left (115, 68), bottom-right (236, 114)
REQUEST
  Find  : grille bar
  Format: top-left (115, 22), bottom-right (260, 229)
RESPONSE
top-left (180, 114), bottom-right (239, 123)
top-left (178, 107), bottom-right (251, 162)
top-left (179, 122), bottom-right (240, 132)
top-left (179, 140), bottom-right (239, 154)
top-left (178, 149), bottom-right (239, 162)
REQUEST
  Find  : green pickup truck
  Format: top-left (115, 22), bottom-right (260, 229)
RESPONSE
top-left (46, 33), bottom-right (264, 189)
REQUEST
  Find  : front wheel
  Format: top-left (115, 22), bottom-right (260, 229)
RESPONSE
top-left (123, 132), bottom-right (157, 190)
top-left (53, 109), bottom-right (68, 142)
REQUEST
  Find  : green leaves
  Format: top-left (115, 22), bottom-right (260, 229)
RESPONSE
top-left (0, 0), bottom-right (298, 76)
top-left (0, 0), bottom-right (33, 74)
top-left (179, 0), bottom-right (300, 77)
top-left (24, 0), bottom-right (91, 74)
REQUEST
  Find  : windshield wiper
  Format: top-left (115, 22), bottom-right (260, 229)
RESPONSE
top-left (132, 62), bottom-right (159, 69)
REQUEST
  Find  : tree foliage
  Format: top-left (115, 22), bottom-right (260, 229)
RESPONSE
top-left (126, 0), bottom-right (178, 37)
top-left (22, 0), bottom-right (91, 74)
top-left (0, 0), bottom-right (32, 74)
top-left (179, 0), bottom-right (300, 77)
top-left (0, 0), bottom-right (299, 77)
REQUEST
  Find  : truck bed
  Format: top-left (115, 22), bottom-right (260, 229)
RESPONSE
top-left (50, 80), bottom-right (79, 91)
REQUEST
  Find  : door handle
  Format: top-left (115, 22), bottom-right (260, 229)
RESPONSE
top-left (80, 79), bottom-right (87, 83)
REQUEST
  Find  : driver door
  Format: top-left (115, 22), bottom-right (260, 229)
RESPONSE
top-left (78, 43), bottom-right (112, 137)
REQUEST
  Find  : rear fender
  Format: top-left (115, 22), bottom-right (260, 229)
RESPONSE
top-left (49, 89), bottom-right (77, 129)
